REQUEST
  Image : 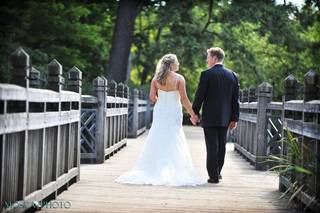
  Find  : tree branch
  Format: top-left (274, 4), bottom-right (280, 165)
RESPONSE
top-left (155, 27), bottom-right (162, 43)
top-left (201, 0), bottom-right (214, 34)
top-left (203, 29), bottom-right (223, 40)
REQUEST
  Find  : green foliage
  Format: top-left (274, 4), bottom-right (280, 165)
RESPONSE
top-left (129, 0), bottom-right (319, 101)
top-left (267, 132), bottom-right (314, 176)
top-left (130, 1), bottom-right (212, 100)
top-left (267, 130), bottom-right (316, 207)
top-left (0, 0), bottom-right (318, 98)
top-left (0, 1), bottom-right (117, 94)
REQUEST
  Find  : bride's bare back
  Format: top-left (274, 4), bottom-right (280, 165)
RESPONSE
top-left (156, 73), bottom-right (179, 92)
top-left (149, 72), bottom-right (195, 119)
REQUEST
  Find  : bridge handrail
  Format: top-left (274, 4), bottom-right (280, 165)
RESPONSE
top-left (0, 48), bottom-right (81, 211)
top-left (235, 70), bottom-right (320, 211)
top-left (128, 89), bottom-right (154, 138)
top-left (80, 78), bottom-right (130, 163)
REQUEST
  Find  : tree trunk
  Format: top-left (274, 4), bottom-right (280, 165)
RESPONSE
top-left (108, 0), bottom-right (141, 83)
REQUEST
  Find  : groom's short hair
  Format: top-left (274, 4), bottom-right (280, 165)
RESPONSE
top-left (207, 47), bottom-right (225, 62)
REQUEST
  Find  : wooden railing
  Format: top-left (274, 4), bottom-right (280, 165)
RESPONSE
top-left (235, 83), bottom-right (283, 170)
top-left (0, 48), bottom-right (81, 210)
top-left (280, 71), bottom-right (320, 211)
top-left (234, 70), bottom-right (320, 211)
top-left (80, 78), bottom-right (129, 163)
top-left (0, 47), bottom-right (155, 211)
top-left (128, 89), bottom-right (154, 138)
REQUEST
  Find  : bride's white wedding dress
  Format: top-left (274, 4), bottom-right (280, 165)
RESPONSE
top-left (116, 89), bottom-right (204, 186)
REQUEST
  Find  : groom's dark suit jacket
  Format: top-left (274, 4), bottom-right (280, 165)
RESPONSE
top-left (192, 64), bottom-right (240, 127)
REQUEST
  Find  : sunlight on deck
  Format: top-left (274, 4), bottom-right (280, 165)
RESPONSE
top-left (41, 126), bottom-right (290, 213)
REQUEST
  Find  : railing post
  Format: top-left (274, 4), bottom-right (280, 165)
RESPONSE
top-left (34, 67), bottom-right (44, 192)
top-left (29, 67), bottom-right (41, 88)
top-left (117, 83), bottom-right (125, 141)
top-left (281, 74), bottom-right (300, 192)
top-left (130, 89), bottom-right (139, 138)
top-left (68, 66), bottom-right (82, 94)
top-left (117, 83), bottom-right (124, 99)
top-left (242, 88), bottom-right (249, 103)
top-left (10, 47), bottom-right (30, 88)
top-left (48, 59), bottom-right (64, 92)
top-left (108, 80), bottom-right (117, 149)
top-left (282, 74), bottom-right (299, 151)
top-left (93, 76), bottom-right (107, 163)
top-left (68, 66), bottom-right (82, 181)
top-left (235, 89), bottom-right (242, 146)
top-left (303, 70), bottom-right (320, 202)
top-left (124, 85), bottom-right (129, 99)
top-left (47, 59), bottom-right (63, 199)
top-left (9, 47), bottom-right (30, 200)
top-left (248, 86), bottom-right (256, 102)
top-left (108, 80), bottom-right (117, 97)
top-left (124, 85), bottom-right (129, 138)
top-left (146, 98), bottom-right (152, 129)
top-left (318, 73), bottom-right (320, 100)
top-left (304, 70), bottom-right (318, 102)
top-left (284, 75), bottom-right (298, 101)
top-left (100, 76), bottom-right (108, 153)
top-left (141, 91), bottom-right (147, 128)
top-left (138, 90), bottom-right (147, 129)
top-left (255, 82), bottom-right (272, 170)
top-left (239, 90), bottom-right (243, 103)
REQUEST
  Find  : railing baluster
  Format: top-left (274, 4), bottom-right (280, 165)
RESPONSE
top-left (1, 48), bottom-right (81, 210)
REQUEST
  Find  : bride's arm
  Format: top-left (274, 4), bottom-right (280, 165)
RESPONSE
top-left (149, 78), bottom-right (158, 103)
top-left (177, 75), bottom-right (196, 118)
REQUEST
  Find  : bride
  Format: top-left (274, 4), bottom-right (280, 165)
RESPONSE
top-left (116, 54), bottom-right (204, 186)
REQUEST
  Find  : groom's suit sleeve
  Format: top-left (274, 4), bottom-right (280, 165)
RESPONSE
top-left (192, 72), bottom-right (208, 116)
top-left (231, 72), bottom-right (240, 122)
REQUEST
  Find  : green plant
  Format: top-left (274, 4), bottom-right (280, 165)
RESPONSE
top-left (266, 130), bottom-right (315, 209)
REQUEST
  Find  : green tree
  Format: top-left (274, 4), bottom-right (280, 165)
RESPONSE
top-left (0, 1), bottom-right (117, 93)
top-left (0, 0), bottom-right (318, 100)
top-left (108, 0), bottom-right (142, 83)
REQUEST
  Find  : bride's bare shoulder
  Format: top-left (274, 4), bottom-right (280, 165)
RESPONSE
top-left (174, 73), bottom-right (185, 80)
top-left (151, 77), bottom-right (157, 84)
top-left (150, 77), bottom-right (159, 89)
top-left (174, 73), bottom-right (185, 83)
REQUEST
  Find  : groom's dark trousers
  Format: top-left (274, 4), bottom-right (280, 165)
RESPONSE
top-left (192, 64), bottom-right (239, 180)
top-left (204, 127), bottom-right (228, 178)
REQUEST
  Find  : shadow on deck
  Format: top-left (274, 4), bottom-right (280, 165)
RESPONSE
top-left (40, 126), bottom-right (292, 213)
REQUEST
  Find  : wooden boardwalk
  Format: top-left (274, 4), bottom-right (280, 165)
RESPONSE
top-left (40, 126), bottom-right (292, 213)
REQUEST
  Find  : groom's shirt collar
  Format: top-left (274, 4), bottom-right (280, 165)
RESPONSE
top-left (209, 63), bottom-right (223, 69)
top-left (214, 63), bottom-right (223, 67)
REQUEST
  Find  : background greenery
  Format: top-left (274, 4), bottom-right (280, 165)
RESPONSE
top-left (1, 0), bottom-right (319, 100)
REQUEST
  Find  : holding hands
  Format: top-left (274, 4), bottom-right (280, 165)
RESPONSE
top-left (190, 114), bottom-right (238, 129)
top-left (190, 114), bottom-right (199, 125)
top-left (228, 121), bottom-right (237, 130)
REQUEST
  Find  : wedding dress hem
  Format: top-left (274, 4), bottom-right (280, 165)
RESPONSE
top-left (116, 90), bottom-right (205, 187)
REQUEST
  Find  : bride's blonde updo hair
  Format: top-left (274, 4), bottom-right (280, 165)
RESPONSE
top-left (155, 53), bottom-right (178, 85)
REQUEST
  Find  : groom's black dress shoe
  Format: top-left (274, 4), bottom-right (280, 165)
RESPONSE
top-left (207, 178), bottom-right (219, 184)
top-left (218, 175), bottom-right (222, 180)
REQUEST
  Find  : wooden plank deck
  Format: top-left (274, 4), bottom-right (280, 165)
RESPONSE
top-left (40, 126), bottom-right (292, 213)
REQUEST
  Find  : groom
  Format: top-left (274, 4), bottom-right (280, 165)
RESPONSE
top-left (192, 47), bottom-right (239, 184)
